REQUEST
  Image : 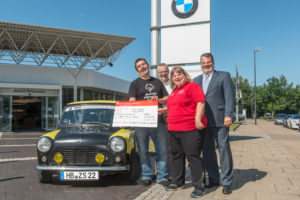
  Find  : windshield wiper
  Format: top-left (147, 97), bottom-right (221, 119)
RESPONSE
top-left (82, 122), bottom-right (111, 126)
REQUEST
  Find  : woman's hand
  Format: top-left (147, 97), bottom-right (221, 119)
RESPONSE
top-left (195, 120), bottom-right (204, 130)
top-left (195, 102), bottom-right (205, 130)
top-left (158, 107), bottom-right (168, 115)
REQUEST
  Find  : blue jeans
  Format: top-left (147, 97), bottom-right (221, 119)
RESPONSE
top-left (135, 122), bottom-right (168, 182)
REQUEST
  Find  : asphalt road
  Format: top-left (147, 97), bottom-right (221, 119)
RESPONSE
top-left (1, 121), bottom-right (299, 200)
top-left (0, 131), bottom-right (150, 200)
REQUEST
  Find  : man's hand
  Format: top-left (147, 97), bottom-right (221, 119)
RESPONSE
top-left (224, 117), bottom-right (232, 127)
top-left (151, 96), bottom-right (158, 100)
top-left (154, 95), bottom-right (168, 104)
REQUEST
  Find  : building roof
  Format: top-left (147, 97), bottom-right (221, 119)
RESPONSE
top-left (0, 21), bottom-right (135, 70)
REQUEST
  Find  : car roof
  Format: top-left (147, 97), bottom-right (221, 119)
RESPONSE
top-left (291, 114), bottom-right (300, 119)
top-left (67, 100), bottom-right (116, 105)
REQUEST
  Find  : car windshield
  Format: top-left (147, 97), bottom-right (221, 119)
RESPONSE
top-left (60, 104), bottom-right (115, 126)
top-left (292, 115), bottom-right (300, 119)
top-left (275, 114), bottom-right (286, 118)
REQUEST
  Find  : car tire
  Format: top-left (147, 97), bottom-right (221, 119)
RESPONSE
top-left (38, 171), bottom-right (52, 183)
top-left (127, 149), bottom-right (141, 182)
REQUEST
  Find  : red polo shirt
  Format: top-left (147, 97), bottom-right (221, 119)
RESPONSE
top-left (167, 81), bottom-right (207, 131)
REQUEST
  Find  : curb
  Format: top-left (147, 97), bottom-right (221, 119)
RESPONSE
top-left (232, 121), bottom-right (243, 131)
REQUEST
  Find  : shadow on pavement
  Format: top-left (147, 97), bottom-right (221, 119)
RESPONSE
top-left (232, 168), bottom-right (267, 190)
top-left (230, 135), bottom-right (262, 142)
top-left (0, 176), bottom-right (25, 182)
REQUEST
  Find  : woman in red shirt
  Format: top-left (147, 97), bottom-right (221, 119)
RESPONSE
top-left (159, 66), bottom-right (207, 198)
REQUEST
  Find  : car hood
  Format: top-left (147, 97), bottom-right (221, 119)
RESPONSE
top-left (54, 126), bottom-right (119, 148)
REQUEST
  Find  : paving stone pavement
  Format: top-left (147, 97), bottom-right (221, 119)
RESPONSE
top-left (136, 119), bottom-right (300, 200)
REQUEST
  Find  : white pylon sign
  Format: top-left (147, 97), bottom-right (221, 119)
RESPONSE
top-left (161, 0), bottom-right (210, 26)
top-left (161, 23), bottom-right (210, 65)
top-left (151, 0), bottom-right (210, 77)
top-left (160, 0), bottom-right (211, 66)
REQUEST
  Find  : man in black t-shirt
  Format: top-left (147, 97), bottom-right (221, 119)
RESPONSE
top-left (128, 58), bottom-right (169, 186)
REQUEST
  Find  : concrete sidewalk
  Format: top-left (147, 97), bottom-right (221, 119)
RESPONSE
top-left (136, 119), bottom-right (300, 200)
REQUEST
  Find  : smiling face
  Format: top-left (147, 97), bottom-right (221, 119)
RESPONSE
top-left (201, 56), bottom-right (214, 74)
top-left (158, 65), bottom-right (169, 83)
top-left (172, 72), bottom-right (186, 88)
top-left (135, 59), bottom-right (150, 79)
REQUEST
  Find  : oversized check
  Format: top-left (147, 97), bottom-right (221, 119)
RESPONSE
top-left (112, 100), bottom-right (158, 127)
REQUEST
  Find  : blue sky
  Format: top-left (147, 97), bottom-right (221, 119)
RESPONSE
top-left (0, 0), bottom-right (299, 86)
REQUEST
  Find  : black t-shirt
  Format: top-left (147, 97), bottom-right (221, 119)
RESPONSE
top-left (128, 77), bottom-right (168, 100)
top-left (128, 77), bottom-right (168, 123)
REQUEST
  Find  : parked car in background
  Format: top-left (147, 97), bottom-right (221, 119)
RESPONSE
top-left (283, 114), bottom-right (293, 127)
top-left (287, 114), bottom-right (300, 129)
top-left (232, 113), bottom-right (245, 122)
top-left (298, 119), bottom-right (300, 132)
top-left (264, 113), bottom-right (272, 119)
top-left (274, 113), bottom-right (287, 125)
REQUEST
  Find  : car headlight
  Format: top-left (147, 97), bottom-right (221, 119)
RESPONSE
top-left (109, 137), bottom-right (125, 153)
top-left (37, 137), bottom-right (52, 153)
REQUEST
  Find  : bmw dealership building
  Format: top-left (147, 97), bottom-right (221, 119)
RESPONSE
top-left (0, 21), bottom-right (134, 131)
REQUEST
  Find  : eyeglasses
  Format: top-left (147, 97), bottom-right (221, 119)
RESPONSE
top-left (201, 61), bottom-right (212, 65)
top-left (158, 71), bottom-right (168, 74)
top-left (136, 62), bottom-right (147, 68)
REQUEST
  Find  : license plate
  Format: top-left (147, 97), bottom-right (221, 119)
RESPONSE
top-left (60, 171), bottom-right (99, 180)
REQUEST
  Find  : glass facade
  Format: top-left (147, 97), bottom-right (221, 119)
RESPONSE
top-left (0, 95), bottom-right (11, 131)
top-left (0, 86), bottom-right (127, 131)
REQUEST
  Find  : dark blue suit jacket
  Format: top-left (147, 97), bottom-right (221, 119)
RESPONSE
top-left (194, 70), bottom-right (235, 127)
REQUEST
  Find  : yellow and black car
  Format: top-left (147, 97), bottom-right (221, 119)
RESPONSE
top-left (35, 100), bottom-right (140, 183)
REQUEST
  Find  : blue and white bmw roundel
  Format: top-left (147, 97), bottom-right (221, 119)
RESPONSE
top-left (176, 0), bottom-right (194, 13)
top-left (172, 0), bottom-right (198, 18)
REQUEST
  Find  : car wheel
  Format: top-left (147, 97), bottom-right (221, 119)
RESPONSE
top-left (38, 171), bottom-right (52, 183)
top-left (127, 149), bottom-right (141, 182)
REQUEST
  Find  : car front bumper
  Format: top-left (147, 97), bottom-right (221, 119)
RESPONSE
top-left (36, 165), bottom-right (130, 171)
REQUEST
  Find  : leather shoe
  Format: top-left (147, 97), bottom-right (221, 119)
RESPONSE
top-left (138, 179), bottom-right (152, 186)
top-left (164, 183), bottom-right (184, 191)
top-left (206, 182), bottom-right (219, 188)
top-left (222, 186), bottom-right (232, 194)
top-left (158, 180), bottom-right (169, 186)
top-left (190, 186), bottom-right (206, 198)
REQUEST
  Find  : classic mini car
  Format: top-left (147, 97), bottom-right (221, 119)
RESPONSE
top-left (35, 100), bottom-right (140, 183)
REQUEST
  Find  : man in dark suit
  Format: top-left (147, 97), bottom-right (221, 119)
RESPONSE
top-left (193, 53), bottom-right (234, 194)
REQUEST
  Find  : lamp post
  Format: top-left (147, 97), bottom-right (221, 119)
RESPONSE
top-left (254, 48), bottom-right (261, 125)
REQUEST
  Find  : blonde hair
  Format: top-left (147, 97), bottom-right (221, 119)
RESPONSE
top-left (170, 66), bottom-right (192, 90)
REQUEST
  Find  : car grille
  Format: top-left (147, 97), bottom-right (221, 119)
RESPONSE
top-left (53, 147), bottom-right (109, 165)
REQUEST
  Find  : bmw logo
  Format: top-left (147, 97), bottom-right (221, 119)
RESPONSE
top-left (171, 0), bottom-right (198, 19)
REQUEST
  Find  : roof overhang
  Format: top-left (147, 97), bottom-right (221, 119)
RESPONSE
top-left (0, 21), bottom-right (135, 70)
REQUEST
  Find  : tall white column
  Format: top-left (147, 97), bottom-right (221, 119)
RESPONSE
top-left (151, 0), bottom-right (160, 78)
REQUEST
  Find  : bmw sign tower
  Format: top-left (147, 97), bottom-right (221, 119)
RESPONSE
top-left (151, 0), bottom-right (211, 78)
